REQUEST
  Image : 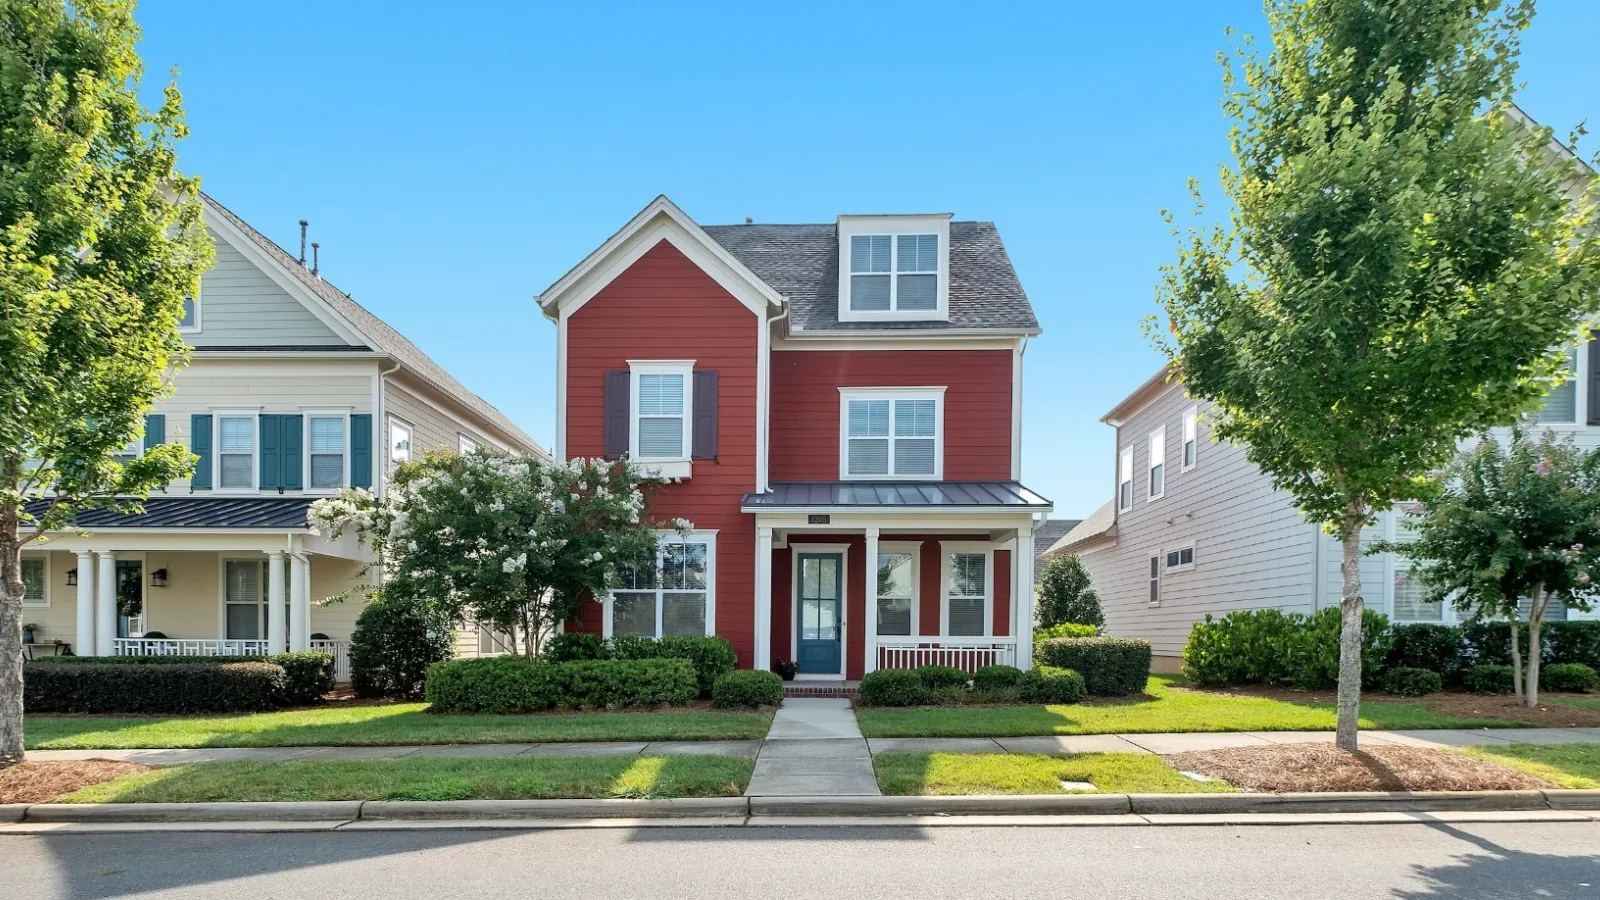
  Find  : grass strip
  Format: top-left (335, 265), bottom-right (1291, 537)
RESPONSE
top-left (873, 751), bottom-right (1235, 796)
top-left (1461, 742), bottom-right (1600, 789)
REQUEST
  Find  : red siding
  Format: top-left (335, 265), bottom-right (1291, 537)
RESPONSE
top-left (769, 350), bottom-right (1014, 482)
top-left (565, 240), bottom-right (760, 666)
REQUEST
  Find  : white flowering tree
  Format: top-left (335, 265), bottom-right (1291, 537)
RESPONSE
top-left (311, 452), bottom-right (665, 659)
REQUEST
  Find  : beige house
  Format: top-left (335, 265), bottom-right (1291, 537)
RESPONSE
top-left (19, 195), bottom-right (545, 677)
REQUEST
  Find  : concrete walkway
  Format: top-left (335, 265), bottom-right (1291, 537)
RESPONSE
top-left (744, 698), bottom-right (880, 797)
top-left (26, 725), bottom-right (1600, 767)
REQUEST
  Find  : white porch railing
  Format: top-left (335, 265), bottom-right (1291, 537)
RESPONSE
top-left (112, 638), bottom-right (352, 683)
top-left (310, 639), bottom-right (352, 683)
top-left (872, 636), bottom-right (1019, 674)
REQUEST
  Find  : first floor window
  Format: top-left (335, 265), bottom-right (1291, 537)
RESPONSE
top-left (1118, 447), bottom-right (1134, 511)
top-left (21, 558), bottom-right (46, 607)
top-left (477, 623), bottom-right (515, 655)
top-left (1148, 554), bottom-right (1161, 605)
top-left (225, 560), bottom-right (266, 639)
top-left (308, 415), bottom-right (347, 489)
top-left (218, 416), bottom-right (256, 489)
top-left (843, 391), bottom-right (941, 478)
top-left (610, 537), bottom-right (712, 638)
top-left (390, 418), bottom-right (412, 464)
top-left (946, 552), bottom-right (988, 636)
top-left (875, 550), bottom-right (915, 636)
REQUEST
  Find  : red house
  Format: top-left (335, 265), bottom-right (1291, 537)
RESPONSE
top-left (539, 196), bottom-right (1050, 681)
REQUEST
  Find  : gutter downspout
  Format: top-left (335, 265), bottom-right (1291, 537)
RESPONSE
top-left (376, 357), bottom-right (402, 501)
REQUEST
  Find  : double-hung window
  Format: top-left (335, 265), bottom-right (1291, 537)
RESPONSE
top-left (389, 418), bottom-right (412, 465)
top-left (1147, 427), bottom-right (1166, 500)
top-left (1118, 447), bottom-right (1134, 511)
top-left (840, 389), bottom-right (943, 479)
top-left (459, 434), bottom-right (480, 455)
top-left (224, 559), bottom-right (267, 639)
top-left (21, 558), bottom-right (47, 608)
top-left (875, 548), bottom-right (916, 637)
top-left (944, 549), bottom-right (990, 637)
top-left (307, 415), bottom-right (347, 490)
top-left (630, 362), bottom-right (693, 461)
top-left (1182, 408), bottom-right (1198, 470)
top-left (1538, 345), bottom-right (1580, 424)
top-left (848, 233), bottom-right (939, 313)
top-left (217, 415), bottom-right (257, 490)
top-left (608, 534), bottom-right (715, 638)
top-left (1148, 554), bottom-right (1161, 605)
top-left (1390, 510), bottom-right (1443, 622)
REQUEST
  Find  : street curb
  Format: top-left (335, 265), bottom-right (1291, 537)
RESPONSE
top-left (0, 804), bottom-right (27, 823)
top-left (358, 798), bottom-right (748, 820)
top-left (24, 802), bottom-right (364, 823)
top-left (748, 794), bottom-right (1132, 817)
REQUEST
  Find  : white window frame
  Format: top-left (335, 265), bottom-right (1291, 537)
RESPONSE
top-left (458, 433), bottom-right (480, 455)
top-left (112, 430), bottom-right (145, 466)
top-left (1164, 545), bottom-right (1195, 572)
top-left (21, 555), bottom-right (49, 608)
top-left (1148, 552), bottom-right (1162, 606)
top-left (1118, 447), bottom-right (1134, 512)
top-left (603, 530), bottom-right (717, 639)
top-left (213, 411), bottom-right (260, 493)
top-left (1147, 427), bottom-right (1166, 501)
top-left (302, 409), bottom-right (352, 495)
top-left (1536, 341), bottom-right (1587, 427)
top-left (838, 387), bottom-right (946, 481)
top-left (628, 360), bottom-right (695, 471)
top-left (178, 284), bottom-right (201, 334)
top-left (1384, 508), bottom-right (1451, 624)
top-left (836, 215), bottom-right (951, 323)
top-left (1182, 407), bottom-right (1198, 471)
top-left (388, 416), bottom-right (413, 466)
top-left (939, 542), bottom-right (994, 638)
top-left (874, 541), bottom-right (921, 637)
top-left (217, 556), bottom-right (269, 641)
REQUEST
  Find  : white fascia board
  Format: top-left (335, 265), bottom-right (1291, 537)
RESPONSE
top-left (742, 505), bottom-right (1052, 518)
top-left (780, 328), bottom-right (1040, 342)
top-left (773, 335), bottom-right (1024, 352)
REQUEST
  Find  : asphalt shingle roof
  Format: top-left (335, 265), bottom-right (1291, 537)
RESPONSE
top-left (703, 221), bottom-right (1038, 334)
top-left (1033, 518), bottom-right (1082, 563)
top-left (27, 497), bottom-right (316, 529)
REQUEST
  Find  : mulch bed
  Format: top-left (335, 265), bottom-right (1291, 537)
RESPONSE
top-left (0, 760), bottom-right (156, 804)
top-left (1167, 744), bottom-right (1548, 793)
top-left (1178, 683), bottom-right (1600, 727)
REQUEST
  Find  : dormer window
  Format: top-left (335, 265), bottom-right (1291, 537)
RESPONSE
top-left (837, 214), bottom-right (951, 322)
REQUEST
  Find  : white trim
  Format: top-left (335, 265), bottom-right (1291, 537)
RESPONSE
top-left (1117, 447), bottom-right (1134, 513)
top-left (602, 530), bottom-right (717, 639)
top-left (555, 310), bottom-right (568, 461)
top-left (1011, 341), bottom-right (1023, 480)
top-left (1164, 545), bottom-right (1196, 572)
top-left (1146, 426), bottom-right (1166, 502)
top-left (213, 411), bottom-right (259, 493)
top-left (773, 335), bottom-right (1030, 350)
top-left (1147, 551), bottom-right (1162, 607)
top-left (178, 282), bottom-right (202, 334)
top-left (387, 416), bottom-right (414, 466)
top-left (836, 216), bottom-right (952, 323)
top-left (20, 553), bottom-right (50, 608)
top-left (628, 360), bottom-right (695, 466)
top-left (873, 540), bottom-right (921, 639)
top-left (458, 433), bottom-right (481, 454)
top-left (939, 542), bottom-right (995, 638)
top-left (756, 308), bottom-right (770, 492)
top-left (837, 387), bottom-right (946, 480)
top-left (1181, 407), bottom-right (1198, 472)
top-left (301, 409), bottom-right (352, 495)
top-left (788, 542), bottom-right (850, 675)
top-left (755, 526), bottom-right (774, 671)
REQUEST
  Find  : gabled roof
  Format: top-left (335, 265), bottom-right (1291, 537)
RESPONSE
top-left (1045, 499), bottom-right (1117, 558)
top-left (702, 221), bottom-right (1038, 335)
top-left (201, 194), bottom-right (542, 454)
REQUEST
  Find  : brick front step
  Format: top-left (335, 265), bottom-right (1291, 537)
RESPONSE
top-left (783, 682), bottom-right (860, 698)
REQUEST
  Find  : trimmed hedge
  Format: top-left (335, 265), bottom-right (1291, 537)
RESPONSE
top-left (556, 634), bottom-right (738, 699)
top-left (350, 597), bottom-right (455, 700)
top-left (1017, 665), bottom-right (1087, 704)
top-left (25, 661), bottom-right (288, 714)
top-left (972, 664), bottom-right (1024, 693)
top-left (1181, 607), bottom-right (1391, 689)
top-left (1386, 625), bottom-right (1464, 681)
top-left (915, 665), bottom-right (970, 690)
top-left (1542, 662), bottom-right (1599, 694)
top-left (858, 669), bottom-right (933, 707)
top-left (28, 652), bottom-right (333, 706)
top-left (543, 632), bottom-right (606, 662)
top-left (1464, 664), bottom-right (1516, 695)
top-left (712, 670), bottom-right (784, 708)
top-left (32, 654), bottom-right (260, 665)
top-left (1381, 667), bottom-right (1443, 698)
top-left (424, 656), bottom-right (698, 713)
top-left (1037, 637), bottom-right (1151, 696)
top-left (1547, 622), bottom-right (1600, 671)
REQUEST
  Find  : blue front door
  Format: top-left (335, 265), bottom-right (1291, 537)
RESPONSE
top-left (796, 553), bottom-right (843, 675)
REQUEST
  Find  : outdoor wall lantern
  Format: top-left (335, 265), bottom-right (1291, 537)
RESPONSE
top-left (151, 568), bottom-right (169, 588)
top-left (66, 568), bottom-right (77, 587)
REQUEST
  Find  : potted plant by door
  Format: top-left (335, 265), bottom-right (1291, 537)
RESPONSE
top-left (773, 658), bottom-right (798, 681)
top-left (21, 624), bottom-right (39, 644)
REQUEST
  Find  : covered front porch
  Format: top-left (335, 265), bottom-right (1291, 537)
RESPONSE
top-left (744, 481), bottom-right (1051, 681)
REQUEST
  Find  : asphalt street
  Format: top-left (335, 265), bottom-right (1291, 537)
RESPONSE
top-left (4, 821), bottom-right (1598, 899)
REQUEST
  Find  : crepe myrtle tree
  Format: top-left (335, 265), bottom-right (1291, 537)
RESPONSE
top-left (311, 452), bottom-right (671, 659)
top-left (1379, 430), bottom-right (1600, 708)
top-left (1152, 0), bottom-right (1600, 750)
top-left (0, 1), bottom-right (213, 769)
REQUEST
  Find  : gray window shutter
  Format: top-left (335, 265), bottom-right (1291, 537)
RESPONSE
top-left (189, 414), bottom-right (212, 490)
top-left (692, 370), bottom-right (718, 460)
top-left (282, 414), bottom-right (304, 490)
top-left (1589, 340), bottom-right (1600, 426)
top-left (604, 371), bottom-right (630, 460)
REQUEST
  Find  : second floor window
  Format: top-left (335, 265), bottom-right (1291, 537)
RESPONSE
top-left (631, 363), bottom-right (692, 461)
top-left (1182, 408), bottom-right (1198, 469)
top-left (841, 390), bottom-right (942, 479)
top-left (1539, 346), bottom-right (1579, 424)
top-left (1118, 447), bottom-right (1134, 511)
top-left (219, 416), bottom-right (256, 490)
top-left (389, 419), bottom-right (412, 464)
top-left (1147, 428), bottom-right (1166, 500)
top-left (849, 233), bottom-right (938, 313)
top-left (179, 287), bottom-right (200, 332)
top-left (308, 416), bottom-right (346, 489)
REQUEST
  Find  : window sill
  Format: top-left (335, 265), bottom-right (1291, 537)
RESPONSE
top-left (635, 460), bottom-right (692, 480)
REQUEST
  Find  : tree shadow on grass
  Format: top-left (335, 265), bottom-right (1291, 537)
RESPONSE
top-left (1391, 822), bottom-right (1600, 899)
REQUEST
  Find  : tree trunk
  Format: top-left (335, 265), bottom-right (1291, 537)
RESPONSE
top-left (1335, 518), bottom-right (1365, 752)
top-left (0, 513), bottom-right (25, 769)
top-left (1509, 596), bottom-right (1525, 702)
top-left (1526, 590), bottom-right (1547, 709)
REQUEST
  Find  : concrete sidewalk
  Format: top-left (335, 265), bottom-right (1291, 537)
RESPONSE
top-left (744, 698), bottom-right (879, 797)
top-left (26, 725), bottom-right (1600, 766)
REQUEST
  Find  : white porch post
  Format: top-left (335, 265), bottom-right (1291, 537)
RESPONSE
top-left (863, 526), bottom-right (879, 675)
top-left (266, 550), bottom-right (287, 653)
top-left (754, 526), bottom-right (772, 672)
top-left (289, 551), bottom-right (310, 651)
top-left (74, 551), bottom-right (96, 656)
top-left (1016, 523), bottom-right (1036, 670)
top-left (95, 551), bottom-right (117, 656)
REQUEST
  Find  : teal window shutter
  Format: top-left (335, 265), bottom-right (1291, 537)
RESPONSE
top-left (145, 414), bottom-right (165, 447)
top-left (259, 415), bottom-right (282, 491)
top-left (282, 414), bottom-right (304, 490)
top-left (351, 414), bottom-right (372, 489)
top-left (190, 414), bottom-right (213, 490)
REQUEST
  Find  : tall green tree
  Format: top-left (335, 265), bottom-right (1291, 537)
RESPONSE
top-left (1036, 555), bottom-right (1103, 629)
top-left (1153, 0), bottom-right (1600, 749)
top-left (0, 1), bottom-right (212, 769)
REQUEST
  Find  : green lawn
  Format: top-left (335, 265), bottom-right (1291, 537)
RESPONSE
top-left (855, 676), bottom-right (1532, 738)
top-left (874, 751), bottom-right (1234, 796)
top-left (59, 754), bottom-right (754, 803)
top-left (26, 704), bottom-right (772, 750)
top-left (1553, 697), bottom-right (1600, 713)
top-left (1463, 743), bottom-right (1600, 789)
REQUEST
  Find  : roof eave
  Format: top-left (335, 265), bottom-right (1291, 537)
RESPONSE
top-left (1102, 365), bottom-right (1177, 425)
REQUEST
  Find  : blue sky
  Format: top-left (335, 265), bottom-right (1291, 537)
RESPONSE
top-left (134, 0), bottom-right (1600, 519)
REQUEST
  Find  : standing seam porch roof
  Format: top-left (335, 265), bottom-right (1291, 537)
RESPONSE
top-left (742, 481), bottom-right (1051, 510)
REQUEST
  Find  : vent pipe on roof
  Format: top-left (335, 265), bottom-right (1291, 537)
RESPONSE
top-left (745, 217), bottom-right (753, 225)
top-left (311, 242), bottom-right (320, 277)
top-left (298, 220), bottom-right (309, 266)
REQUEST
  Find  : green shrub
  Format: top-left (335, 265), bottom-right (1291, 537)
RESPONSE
top-left (350, 596), bottom-right (455, 700)
top-left (972, 664), bottom-right (1023, 693)
top-left (1381, 667), bottom-right (1443, 697)
top-left (1464, 664), bottom-right (1516, 695)
top-left (1547, 621), bottom-right (1600, 670)
top-left (25, 661), bottom-right (288, 713)
top-left (1289, 607), bottom-right (1394, 690)
top-left (859, 669), bottom-right (933, 707)
top-left (543, 632), bottom-right (606, 663)
top-left (711, 670), bottom-right (784, 708)
top-left (914, 665), bottom-right (970, 690)
top-left (1038, 637), bottom-right (1151, 696)
top-left (1461, 620), bottom-right (1540, 668)
top-left (267, 652), bottom-right (336, 705)
top-left (605, 634), bottom-right (659, 661)
top-left (31, 654), bottom-right (265, 665)
top-left (560, 659), bottom-right (698, 709)
top-left (1541, 662), bottom-right (1599, 693)
top-left (425, 656), bottom-right (563, 713)
top-left (1033, 622), bottom-right (1098, 648)
top-left (1385, 624), bottom-right (1464, 680)
top-left (1017, 665), bottom-right (1087, 704)
top-left (1035, 554), bottom-right (1103, 628)
top-left (657, 636), bottom-right (738, 698)
top-left (1181, 609), bottom-right (1303, 686)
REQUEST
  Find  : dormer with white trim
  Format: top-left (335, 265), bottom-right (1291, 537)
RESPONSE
top-left (836, 214), bottom-right (951, 323)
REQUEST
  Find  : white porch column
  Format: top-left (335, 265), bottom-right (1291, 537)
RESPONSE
top-left (863, 526), bottom-right (880, 675)
top-left (95, 551), bottom-right (117, 656)
top-left (1016, 523), bottom-right (1036, 670)
top-left (74, 551), bottom-right (95, 657)
top-left (266, 551), bottom-right (287, 653)
top-left (753, 527), bottom-right (773, 672)
top-left (289, 552), bottom-right (310, 651)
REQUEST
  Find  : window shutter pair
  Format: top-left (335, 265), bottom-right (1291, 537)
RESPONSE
top-left (257, 415), bottom-right (305, 491)
top-left (190, 413), bottom-right (370, 490)
top-left (602, 370), bottom-right (718, 460)
top-left (1589, 340), bottom-right (1600, 426)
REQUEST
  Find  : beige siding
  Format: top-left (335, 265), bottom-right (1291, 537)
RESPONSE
top-left (187, 230), bottom-right (349, 348)
top-left (20, 551), bottom-right (76, 648)
top-left (382, 378), bottom-right (496, 479)
top-left (309, 558), bottom-right (367, 643)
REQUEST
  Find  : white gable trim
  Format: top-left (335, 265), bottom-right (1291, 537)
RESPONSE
top-left (538, 195), bottom-right (785, 320)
